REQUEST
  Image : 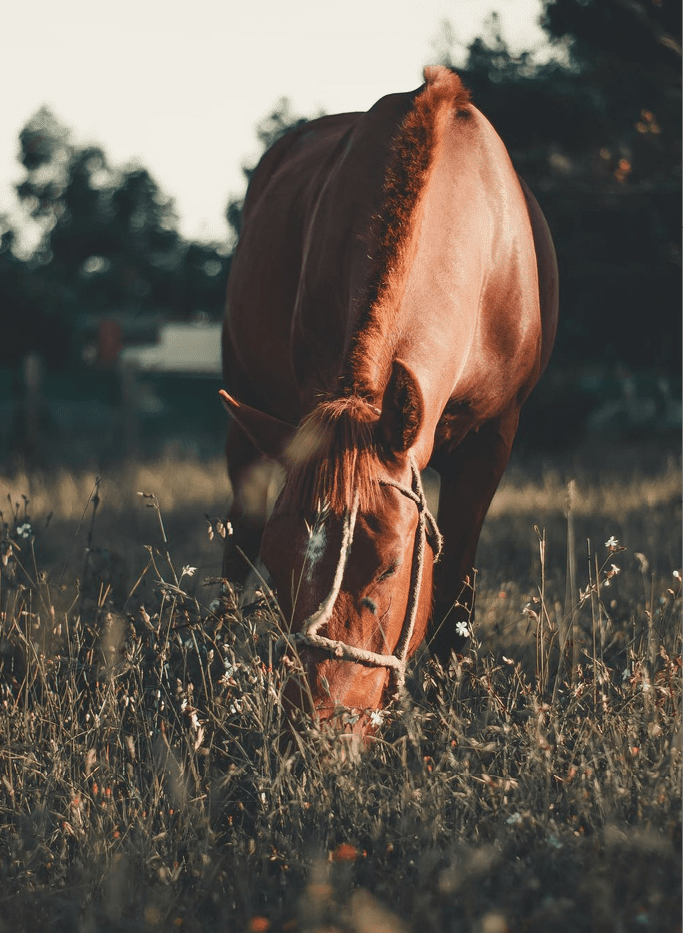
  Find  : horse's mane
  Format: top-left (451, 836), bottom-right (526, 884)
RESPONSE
top-left (281, 396), bottom-right (384, 515)
top-left (283, 68), bottom-right (471, 516)
top-left (344, 66), bottom-right (471, 396)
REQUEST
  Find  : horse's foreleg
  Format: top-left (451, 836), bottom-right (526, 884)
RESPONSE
top-left (224, 420), bottom-right (272, 585)
top-left (429, 410), bottom-right (519, 663)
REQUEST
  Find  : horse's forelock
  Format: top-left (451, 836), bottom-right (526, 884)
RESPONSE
top-left (282, 396), bottom-right (383, 515)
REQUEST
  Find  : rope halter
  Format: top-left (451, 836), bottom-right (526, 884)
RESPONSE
top-left (276, 455), bottom-right (442, 697)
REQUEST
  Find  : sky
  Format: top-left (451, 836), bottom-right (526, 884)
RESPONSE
top-left (1, 0), bottom-right (548, 246)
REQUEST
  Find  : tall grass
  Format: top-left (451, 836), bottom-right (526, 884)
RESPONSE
top-left (0, 450), bottom-right (680, 932)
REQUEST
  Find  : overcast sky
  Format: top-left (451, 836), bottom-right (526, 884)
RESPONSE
top-left (1, 0), bottom-right (547, 245)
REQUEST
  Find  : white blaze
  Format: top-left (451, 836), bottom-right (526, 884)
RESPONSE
top-left (304, 524), bottom-right (327, 581)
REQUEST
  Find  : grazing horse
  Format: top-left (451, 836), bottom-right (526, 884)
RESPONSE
top-left (220, 67), bottom-right (558, 729)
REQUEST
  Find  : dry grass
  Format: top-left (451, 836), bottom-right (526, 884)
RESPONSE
top-left (0, 447), bottom-right (680, 932)
top-left (0, 458), bottom-right (228, 521)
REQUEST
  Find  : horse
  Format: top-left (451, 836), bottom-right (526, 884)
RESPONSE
top-left (220, 66), bottom-right (558, 732)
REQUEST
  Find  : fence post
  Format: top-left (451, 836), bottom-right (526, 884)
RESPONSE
top-left (121, 359), bottom-right (138, 457)
top-left (23, 353), bottom-right (42, 460)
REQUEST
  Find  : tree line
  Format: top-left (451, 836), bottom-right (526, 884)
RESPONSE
top-left (0, 0), bottom-right (679, 390)
top-left (0, 107), bottom-right (231, 369)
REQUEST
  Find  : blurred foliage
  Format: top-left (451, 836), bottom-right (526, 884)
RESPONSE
top-left (438, 1), bottom-right (680, 378)
top-left (1, 108), bottom-right (229, 368)
top-left (0, 219), bottom-right (69, 369)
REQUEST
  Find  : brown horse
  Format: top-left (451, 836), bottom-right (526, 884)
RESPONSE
top-left (220, 67), bottom-right (558, 730)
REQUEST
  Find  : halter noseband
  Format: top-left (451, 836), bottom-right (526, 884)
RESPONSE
top-left (275, 455), bottom-right (442, 698)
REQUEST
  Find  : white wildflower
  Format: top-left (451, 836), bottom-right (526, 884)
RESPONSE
top-left (605, 536), bottom-right (619, 550)
top-left (634, 552), bottom-right (649, 573)
top-left (369, 710), bottom-right (384, 728)
top-left (16, 524), bottom-right (32, 539)
top-left (455, 620), bottom-right (470, 638)
top-left (610, 564), bottom-right (621, 575)
top-left (181, 565), bottom-right (197, 578)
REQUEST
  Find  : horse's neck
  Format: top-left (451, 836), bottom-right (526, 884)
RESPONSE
top-left (372, 106), bottom-right (541, 435)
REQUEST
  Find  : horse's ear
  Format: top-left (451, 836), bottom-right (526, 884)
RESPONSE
top-left (219, 390), bottom-right (296, 461)
top-left (376, 359), bottom-right (424, 454)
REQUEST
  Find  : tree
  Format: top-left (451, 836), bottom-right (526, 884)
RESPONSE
top-left (1, 108), bottom-right (230, 368)
top-left (0, 219), bottom-right (69, 368)
top-left (16, 109), bottom-right (184, 317)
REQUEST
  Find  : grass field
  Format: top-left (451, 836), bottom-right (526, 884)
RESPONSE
top-left (0, 442), bottom-right (680, 932)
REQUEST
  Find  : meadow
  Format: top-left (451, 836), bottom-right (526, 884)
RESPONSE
top-left (0, 442), bottom-right (680, 932)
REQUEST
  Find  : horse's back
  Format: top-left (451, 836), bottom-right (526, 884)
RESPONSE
top-left (224, 72), bottom-right (557, 428)
top-left (223, 86), bottom-right (436, 418)
top-left (223, 112), bottom-right (359, 420)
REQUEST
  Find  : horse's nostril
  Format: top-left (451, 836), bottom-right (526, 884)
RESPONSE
top-left (360, 597), bottom-right (378, 614)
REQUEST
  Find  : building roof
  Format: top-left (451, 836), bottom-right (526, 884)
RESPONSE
top-left (119, 322), bottom-right (222, 376)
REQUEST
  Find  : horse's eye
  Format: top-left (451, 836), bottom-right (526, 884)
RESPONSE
top-left (364, 514), bottom-right (382, 534)
top-left (377, 560), bottom-right (400, 582)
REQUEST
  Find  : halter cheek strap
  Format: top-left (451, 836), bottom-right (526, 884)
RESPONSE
top-left (275, 455), bottom-right (442, 697)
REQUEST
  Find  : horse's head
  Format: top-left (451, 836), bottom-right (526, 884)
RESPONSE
top-left (220, 360), bottom-right (441, 732)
